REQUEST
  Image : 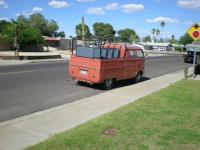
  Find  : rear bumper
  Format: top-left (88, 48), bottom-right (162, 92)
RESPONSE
top-left (184, 57), bottom-right (193, 63)
top-left (69, 65), bottom-right (104, 84)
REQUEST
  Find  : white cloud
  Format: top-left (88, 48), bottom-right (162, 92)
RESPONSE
top-left (86, 7), bottom-right (105, 15)
top-left (32, 7), bottom-right (43, 12)
top-left (178, 0), bottom-right (200, 9)
top-left (0, 17), bottom-right (9, 21)
top-left (185, 21), bottom-right (194, 26)
top-left (121, 3), bottom-right (144, 13)
top-left (0, 0), bottom-right (8, 8)
top-left (77, 0), bottom-right (95, 2)
top-left (15, 7), bottom-right (43, 17)
top-left (147, 17), bottom-right (179, 23)
top-left (48, 0), bottom-right (70, 8)
top-left (15, 11), bottom-right (33, 17)
top-left (105, 3), bottom-right (119, 10)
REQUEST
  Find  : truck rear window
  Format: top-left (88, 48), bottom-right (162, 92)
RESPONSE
top-left (76, 47), bottom-right (94, 58)
top-left (76, 47), bottom-right (119, 59)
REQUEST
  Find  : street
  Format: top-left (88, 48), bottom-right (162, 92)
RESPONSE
top-left (0, 56), bottom-right (191, 122)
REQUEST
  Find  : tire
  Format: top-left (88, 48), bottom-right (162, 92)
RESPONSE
top-left (102, 79), bottom-right (113, 90)
top-left (75, 80), bottom-right (84, 85)
top-left (134, 72), bottom-right (142, 83)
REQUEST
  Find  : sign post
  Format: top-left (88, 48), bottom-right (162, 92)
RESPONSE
top-left (187, 23), bottom-right (200, 74)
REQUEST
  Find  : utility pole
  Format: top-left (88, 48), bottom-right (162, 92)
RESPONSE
top-left (14, 23), bottom-right (19, 60)
top-left (81, 16), bottom-right (86, 40)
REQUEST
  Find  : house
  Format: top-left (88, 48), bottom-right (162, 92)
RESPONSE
top-left (137, 42), bottom-right (172, 51)
top-left (43, 36), bottom-right (72, 51)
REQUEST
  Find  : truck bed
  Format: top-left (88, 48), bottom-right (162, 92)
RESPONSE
top-left (69, 55), bottom-right (125, 84)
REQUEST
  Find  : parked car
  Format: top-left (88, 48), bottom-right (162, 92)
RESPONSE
top-left (184, 44), bottom-right (200, 63)
top-left (68, 41), bottom-right (145, 89)
top-left (184, 51), bottom-right (200, 63)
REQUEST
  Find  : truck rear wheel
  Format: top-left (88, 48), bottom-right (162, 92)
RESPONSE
top-left (134, 72), bottom-right (142, 83)
top-left (102, 79), bottom-right (113, 90)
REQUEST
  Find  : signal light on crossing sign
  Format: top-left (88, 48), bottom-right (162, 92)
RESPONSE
top-left (187, 23), bottom-right (200, 41)
top-left (193, 30), bottom-right (199, 38)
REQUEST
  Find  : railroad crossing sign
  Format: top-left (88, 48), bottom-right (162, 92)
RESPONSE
top-left (187, 23), bottom-right (200, 41)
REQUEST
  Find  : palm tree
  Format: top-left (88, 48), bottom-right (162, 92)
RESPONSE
top-left (156, 29), bottom-right (160, 41)
top-left (151, 28), bottom-right (156, 42)
top-left (160, 21), bottom-right (165, 42)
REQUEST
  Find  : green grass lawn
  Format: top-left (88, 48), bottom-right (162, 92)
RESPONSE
top-left (27, 80), bottom-right (200, 150)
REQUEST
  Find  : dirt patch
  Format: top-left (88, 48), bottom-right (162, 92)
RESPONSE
top-left (103, 128), bottom-right (118, 137)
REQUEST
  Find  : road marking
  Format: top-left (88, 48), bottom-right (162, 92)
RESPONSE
top-left (0, 70), bottom-right (38, 76)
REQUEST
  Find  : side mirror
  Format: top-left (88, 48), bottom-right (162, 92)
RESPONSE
top-left (145, 54), bottom-right (148, 60)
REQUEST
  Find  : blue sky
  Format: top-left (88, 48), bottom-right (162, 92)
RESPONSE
top-left (0, 0), bottom-right (200, 39)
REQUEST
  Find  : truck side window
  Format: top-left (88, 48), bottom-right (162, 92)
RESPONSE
top-left (93, 48), bottom-right (100, 58)
top-left (101, 49), bottom-right (107, 59)
top-left (113, 49), bottom-right (119, 59)
top-left (137, 50), bottom-right (144, 58)
top-left (107, 49), bottom-right (113, 59)
top-left (130, 50), bottom-right (135, 58)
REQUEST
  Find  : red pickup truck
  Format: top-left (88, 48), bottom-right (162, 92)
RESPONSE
top-left (69, 42), bottom-right (145, 89)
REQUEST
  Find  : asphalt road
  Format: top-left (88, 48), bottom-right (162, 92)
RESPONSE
top-left (0, 56), bottom-right (191, 122)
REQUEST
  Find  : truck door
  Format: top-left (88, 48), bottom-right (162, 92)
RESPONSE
top-left (136, 50), bottom-right (145, 73)
top-left (125, 50), bottom-right (137, 79)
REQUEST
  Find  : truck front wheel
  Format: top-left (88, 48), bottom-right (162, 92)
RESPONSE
top-left (102, 79), bottom-right (113, 90)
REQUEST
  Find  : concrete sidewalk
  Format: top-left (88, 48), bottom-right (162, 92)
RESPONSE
top-left (0, 69), bottom-right (187, 150)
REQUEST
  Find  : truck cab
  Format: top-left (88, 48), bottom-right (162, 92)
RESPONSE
top-left (68, 41), bottom-right (145, 89)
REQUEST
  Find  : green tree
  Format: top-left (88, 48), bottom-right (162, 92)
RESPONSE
top-left (114, 36), bottom-right (120, 43)
top-left (1, 18), bottom-right (43, 50)
top-left (156, 29), bottom-right (160, 38)
top-left (19, 27), bottom-right (44, 48)
top-left (118, 28), bottom-right (139, 43)
top-left (75, 24), bottom-right (91, 39)
top-left (58, 31), bottom-right (65, 38)
top-left (17, 15), bottom-right (29, 24)
top-left (143, 35), bottom-right (151, 42)
top-left (0, 20), bottom-right (11, 33)
top-left (160, 21), bottom-right (165, 30)
top-left (29, 13), bottom-right (47, 34)
top-left (93, 22), bottom-right (116, 41)
top-left (29, 13), bottom-right (60, 37)
top-left (169, 34), bottom-right (177, 44)
top-left (179, 33), bottom-right (194, 45)
top-left (151, 28), bottom-right (156, 42)
top-left (1, 23), bottom-right (15, 43)
top-left (160, 21), bottom-right (165, 42)
top-left (45, 20), bottom-right (59, 36)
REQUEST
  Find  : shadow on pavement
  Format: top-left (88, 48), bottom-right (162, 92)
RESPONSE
top-left (73, 76), bottom-right (151, 90)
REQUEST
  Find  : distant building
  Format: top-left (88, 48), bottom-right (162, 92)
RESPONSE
top-left (186, 42), bottom-right (200, 52)
top-left (43, 36), bottom-right (72, 51)
top-left (137, 42), bottom-right (172, 51)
